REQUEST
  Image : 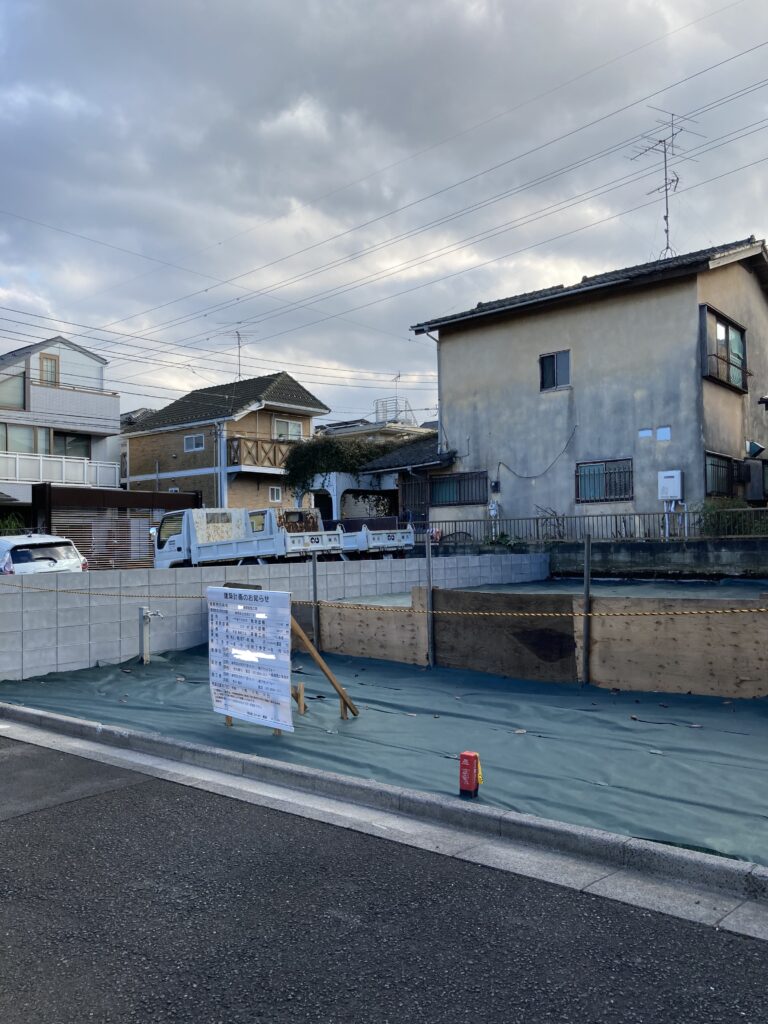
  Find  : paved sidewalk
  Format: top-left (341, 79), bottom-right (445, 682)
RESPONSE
top-left (1, 736), bottom-right (768, 1023)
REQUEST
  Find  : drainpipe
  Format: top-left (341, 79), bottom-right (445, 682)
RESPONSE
top-left (425, 331), bottom-right (442, 453)
top-left (216, 421), bottom-right (228, 507)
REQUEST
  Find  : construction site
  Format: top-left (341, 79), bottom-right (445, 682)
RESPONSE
top-left (2, 536), bottom-right (767, 872)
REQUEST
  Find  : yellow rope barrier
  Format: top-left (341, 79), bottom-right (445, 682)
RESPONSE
top-left (2, 579), bottom-right (768, 619)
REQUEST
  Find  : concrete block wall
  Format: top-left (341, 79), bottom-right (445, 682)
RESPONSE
top-left (0, 552), bottom-right (549, 681)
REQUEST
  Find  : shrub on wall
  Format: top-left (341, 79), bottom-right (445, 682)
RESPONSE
top-left (284, 435), bottom-right (401, 493)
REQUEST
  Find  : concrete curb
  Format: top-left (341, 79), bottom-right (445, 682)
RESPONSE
top-left (2, 699), bottom-right (765, 902)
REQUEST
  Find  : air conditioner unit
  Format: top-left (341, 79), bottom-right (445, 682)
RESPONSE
top-left (658, 470), bottom-right (683, 501)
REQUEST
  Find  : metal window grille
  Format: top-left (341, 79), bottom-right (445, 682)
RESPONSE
top-left (429, 472), bottom-right (488, 507)
top-left (705, 453), bottom-right (734, 497)
top-left (575, 460), bottom-right (633, 503)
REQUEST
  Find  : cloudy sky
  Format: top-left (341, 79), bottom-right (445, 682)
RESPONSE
top-left (1, 0), bottom-right (767, 424)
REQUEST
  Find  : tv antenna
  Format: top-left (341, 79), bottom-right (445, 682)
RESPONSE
top-left (211, 323), bottom-right (259, 381)
top-left (629, 108), bottom-right (705, 259)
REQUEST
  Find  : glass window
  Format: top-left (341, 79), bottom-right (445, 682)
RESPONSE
top-left (249, 511), bottom-right (266, 532)
top-left (429, 472), bottom-right (488, 506)
top-left (10, 542), bottom-right (77, 565)
top-left (707, 313), bottom-right (747, 391)
top-left (638, 428), bottom-right (653, 439)
top-left (273, 419), bottom-right (303, 440)
top-left (157, 512), bottom-right (184, 548)
top-left (0, 370), bottom-right (25, 409)
top-left (268, 486), bottom-right (282, 502)
top-left (36, 427), bottom-right (51, 454)
top-left (53, 432), bottom-right (91, 459)
top-left (7, 425), bottom-right (35, 453)
top-left (656, 426), bottom-right (671, 441)
top-left (0, 423), bottom-right (5, 451)
top-left (40, 355), bottom-right (59, 386)
top-left (705, 453), bottom-right (734, 497)
top-left (576, 460), bottom-right (633, 503)
top-left (539, 351), bottom-right (570, 391)
top-left (184, 433), bottom-right (205, 452)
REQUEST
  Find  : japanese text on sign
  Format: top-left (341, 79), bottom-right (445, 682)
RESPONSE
top-left (206, 586), bottom-right (293, 732)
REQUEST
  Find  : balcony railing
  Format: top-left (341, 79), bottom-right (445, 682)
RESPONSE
top-left (227, 436), bottom-right (292, 470)
top-left (0, 452), bottom-right (120, 488)
top-left (705, 352), bottom-right (749, 392)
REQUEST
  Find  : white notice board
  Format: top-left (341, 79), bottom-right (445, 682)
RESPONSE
top-left (207, 586), bottom-right (294, 732)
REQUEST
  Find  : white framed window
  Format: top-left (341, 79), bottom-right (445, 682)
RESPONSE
top-left (539, 350), bottom-right (570, 391)
top-left (167, 487), bottom-right (180, 493)
top-left (273, 418), bottom-right (303, 441)
top-left (268, 485), bottom-right (282, 503)
top-left (184, 433), bottom-right (205, 452)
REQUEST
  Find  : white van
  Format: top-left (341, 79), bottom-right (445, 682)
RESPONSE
top-left (0, 534), bottom-right (88, 575)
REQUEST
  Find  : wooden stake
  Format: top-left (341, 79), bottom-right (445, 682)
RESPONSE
top-left (290, 615), bottom-right (359, 717)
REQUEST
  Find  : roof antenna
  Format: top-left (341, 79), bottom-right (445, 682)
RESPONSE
top-left (629, 108), bottom-right (705, 260)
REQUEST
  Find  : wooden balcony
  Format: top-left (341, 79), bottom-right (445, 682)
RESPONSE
top-left (227, 436), bottom-right (293, 470)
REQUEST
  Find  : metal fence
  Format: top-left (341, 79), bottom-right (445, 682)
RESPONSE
top-left (412, 507), bottom-right (768, 547)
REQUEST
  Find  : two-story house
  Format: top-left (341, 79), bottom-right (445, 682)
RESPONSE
top-left (411, 237), bottom-right (768, 522)
top-left (0, 336), bottom-right (121, 515)
top-left (122, 371), bottom-right (330, 508)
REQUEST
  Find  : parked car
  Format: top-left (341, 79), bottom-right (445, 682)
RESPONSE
top-left (0, 533), bottom-right (88, 575)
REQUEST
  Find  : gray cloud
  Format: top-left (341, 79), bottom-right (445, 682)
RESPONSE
top-left (0, 0), bottom-right (766, 420)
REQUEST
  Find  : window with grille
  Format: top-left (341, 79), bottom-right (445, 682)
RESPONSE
top-left (429, 472), bottom-right (488, 506)
top-left (703, 309), bottom-right (748, 392)
top-left (40, 354), bottom-right (59, 386)
top-left (576, 459), bottom-right (633, 503)
top-left (705, 452), bottom-right (735, 497)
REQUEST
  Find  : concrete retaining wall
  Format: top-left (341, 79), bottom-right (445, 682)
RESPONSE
top-left (549, 537), bottom-right (768, 578)
top-left (0, 553), bottom-right (549, 681)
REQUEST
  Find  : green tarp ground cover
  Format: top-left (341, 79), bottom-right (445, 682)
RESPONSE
top-left (1, 648), bottom-right (766, 865)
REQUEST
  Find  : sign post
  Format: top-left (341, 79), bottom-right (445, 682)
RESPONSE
top-left (207, 586), bottom-right (294, 733)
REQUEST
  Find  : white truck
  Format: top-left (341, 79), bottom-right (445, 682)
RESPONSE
top-left (150, 507), bottom-right (413, 568)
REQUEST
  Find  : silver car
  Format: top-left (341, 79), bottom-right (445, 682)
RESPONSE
top-left (0, 533), bottom-right (88, 575)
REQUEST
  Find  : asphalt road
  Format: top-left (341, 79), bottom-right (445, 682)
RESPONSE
top-left (1, 736), bottom-right (767, 1024)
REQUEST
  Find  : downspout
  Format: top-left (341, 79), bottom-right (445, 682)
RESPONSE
top-left (425, 331), bottom-right (442, 453)
top-left (217, 421), bottom-right (228, 507)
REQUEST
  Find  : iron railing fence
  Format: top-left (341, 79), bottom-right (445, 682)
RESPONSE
top-left (402, 507), bottom-right (768, 548)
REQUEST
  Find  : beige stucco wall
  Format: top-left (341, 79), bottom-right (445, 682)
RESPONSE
top-left (438, 278), bottom-right (702, 517)
top-left (698, 262), bottom-right (768, 461)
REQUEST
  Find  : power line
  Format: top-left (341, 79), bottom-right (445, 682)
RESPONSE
top-left (57, 0), bottom-right (750, 312)
top-left (84, 37), bottom-right (768, 343)
top-left (2, 116), bottom-right (765, 395)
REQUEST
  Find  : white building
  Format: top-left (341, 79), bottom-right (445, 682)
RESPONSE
top-left (0, 336), bottom-right (121, 512)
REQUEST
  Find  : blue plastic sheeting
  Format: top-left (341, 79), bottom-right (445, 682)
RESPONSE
top-left (1, 648), bottom-right (767, 865)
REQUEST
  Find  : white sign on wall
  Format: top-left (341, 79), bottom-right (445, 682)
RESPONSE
top-left (206, 586), bottom-right (293, 732)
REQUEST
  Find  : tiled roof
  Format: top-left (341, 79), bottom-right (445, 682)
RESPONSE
top-left (412, 237), bottom-right (768, 334)
top-left (123, 371), bottom-right (330, 433)
top-left (361, 433), bottom-right (453, 472)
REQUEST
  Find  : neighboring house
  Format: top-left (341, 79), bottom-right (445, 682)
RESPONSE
top-left (361, 433), bottom-right (454, 522)
top-left (411, 237), bottom-right (768, 522)
top-left (0, 336), bottom-right (121, 513)
top-left (122, 372), bottom-right (330, 508)
top-left (310, 414), bottom-right (435, 520)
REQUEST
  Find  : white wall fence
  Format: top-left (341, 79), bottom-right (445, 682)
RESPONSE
top-left (0, 552), bottom-right (549, 681)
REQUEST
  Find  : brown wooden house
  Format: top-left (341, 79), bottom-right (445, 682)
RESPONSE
top-left (122, 372), bottom-right (329, 509)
